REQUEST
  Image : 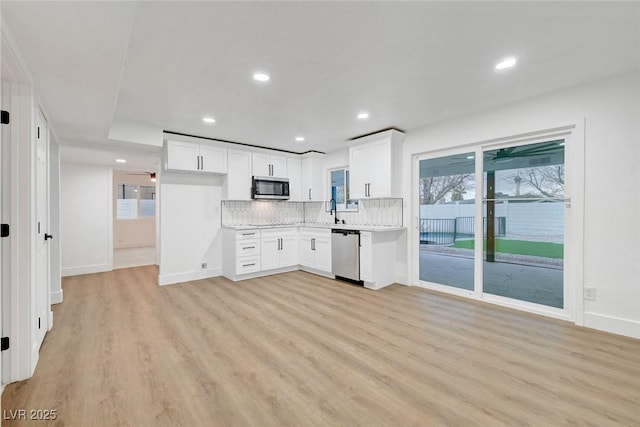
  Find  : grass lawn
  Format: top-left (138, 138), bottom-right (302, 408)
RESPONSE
top-left (452, 239), bottom-right (564, 259)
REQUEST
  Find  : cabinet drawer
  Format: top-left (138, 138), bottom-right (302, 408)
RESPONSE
top-left (236, 256), bottom-right (261, 275)
top-left (236, 240), bottom-right (260, 257)
top-left (236, 229), bottom-right (260, 240)
top-left (260, 227), bottom-right (298, 238)
top-left (300, 227), bottom-right (331, 238)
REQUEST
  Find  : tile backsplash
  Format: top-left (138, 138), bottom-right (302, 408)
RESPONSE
top-left (221, 200), bottom-right (305, 226)
top-left (221, 198), bottom-right (402, 227)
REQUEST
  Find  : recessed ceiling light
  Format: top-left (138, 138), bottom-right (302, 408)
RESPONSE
top-left (466, 155), bottom-right (475, 160)
top-left (495, 57), bottom-right (517, 70)
top-left (202, 117), bottom-right (216, 124)
top-left (357, 112), bottom-right (369, 120)
top-left (115, 159), bottom-right (127, 163)
top-left (253, 72), bottom-right (270, 82)
top-left (295, 136), bottom-right (305, 142)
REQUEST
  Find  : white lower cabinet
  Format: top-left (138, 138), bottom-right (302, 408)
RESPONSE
top-left (260, 228), bottom-right (299, 271)
top-left (223, 225), bottom-right (403, 286)
top-left (359, 230), bottom-right (402, 290)
top-left (359, 231), bottom-right (373, 282)
top-left (299, 227), bottom-right (332, 274)
top-left (222, 228), bottom-right (262, 280)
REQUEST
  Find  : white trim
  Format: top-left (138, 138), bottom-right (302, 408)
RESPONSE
top-left (299, 266), bottom-right (334, 279)
top-left (159, 267), bottom-right (223, 286)
top-left (50, 289), bottom-right (63, 305)
top-left (61, 263), bottom-right (111, 277)
top-left (107, 168), bottom-right (114, 271)
top-left (583, 312), bottom-right (640, 340)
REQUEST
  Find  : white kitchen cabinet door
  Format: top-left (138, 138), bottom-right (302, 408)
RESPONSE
top-left (280, 236), bottom-right (299, 267)
top-left (261, 237), bottom-right (280, 271)
top-left (301, 155), bottom-right (324, 201)
top-left (167, 141), bottom-right (199, 172)
top-left (349, 143), bottom-right (369, 199)
top-left (349, 137), bottom-right (393, 198)
top-left (366, 139), bottom-right (391, 197)
top-left (199, 144), bottom-right (227, 174)
top-left (287, 157), bottom-right (302, 201)
top-left (252, 153), bottom-right (288, 178)
top-left (314, 237), bottom-right (332, 273)
top-left (252, 153), bottom-right (270, 176)
top-left (225, 150), bottom-right (252, 200)
top-left (299, 236), bottom-right (315, 267)
top-left (270, 155), bottom-right (288, 178)
top-left (359, 231), bottom-right (373, 282)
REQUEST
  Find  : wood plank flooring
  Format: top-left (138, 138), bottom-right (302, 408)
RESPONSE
top-left (3, 266), bottom-right (640, 426)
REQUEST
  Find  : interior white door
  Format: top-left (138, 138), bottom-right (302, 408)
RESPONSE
top-left (0, 78), bottom-right (7, 385)
top-left (34, 109), bottom-right (49, 350)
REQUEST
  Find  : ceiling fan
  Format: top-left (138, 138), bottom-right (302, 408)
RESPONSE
top-left (126, 171), bottom-right (157, 182)
top-left (489, 140), bottom-right (564, 163)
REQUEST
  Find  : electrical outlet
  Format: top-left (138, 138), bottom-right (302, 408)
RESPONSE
top-left (584, 287), bottom-right (596, 301)
top-left (201, 262), bottom-right (207, 269)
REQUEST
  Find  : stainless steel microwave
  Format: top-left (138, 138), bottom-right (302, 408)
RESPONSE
top-left (251, 176), bottom-right (290, 200)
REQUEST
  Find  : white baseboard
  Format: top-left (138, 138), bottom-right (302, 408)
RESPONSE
top-left (158, 267), bottom-right (222, 286)
top-left (583, 312), bottom-right (640, 339)
top-left (48, 310), bottom-right (54, 330)
top-left (51, 289), bottom-right (63, 304)
top-left (299, 266), bottom-right (334, 279)
top-left (61, 263), bottom-right (111, 277)
top-left (395, 273), bottom-right (409, 285)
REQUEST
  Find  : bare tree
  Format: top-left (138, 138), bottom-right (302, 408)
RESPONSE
top-left (420, 174), bottom-right (473, 204)
top-left (513, 166), bottom-right (564, 197)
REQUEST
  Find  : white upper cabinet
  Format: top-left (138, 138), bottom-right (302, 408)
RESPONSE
top-left (287, 157), bottom-right (302, 201)
top-left (300, 153), bottom-right (324, 201)
top-left (252, 153), bottom-right (287, 178)
top-left (165, 140), bottom-right (227, 174)
top-left (199, 144), bottom-right (228, 173)
top-left (349, 129), bottom-right (405, 199)
top-left (224, 149), bottom-right (253, 200)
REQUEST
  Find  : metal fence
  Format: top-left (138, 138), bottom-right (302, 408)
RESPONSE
top-left (419, 216), bottom-right (506, 245)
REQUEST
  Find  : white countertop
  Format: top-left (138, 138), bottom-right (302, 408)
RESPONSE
top-left (222, 223), bottom-right (406, 232)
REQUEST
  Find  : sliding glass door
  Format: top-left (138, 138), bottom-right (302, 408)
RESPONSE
top-left (482, 140), bottom-right (565, 308)
top-left (418, 152), bottom-right (476, 291)
top-left (417, 139), bottom-right (566, 310)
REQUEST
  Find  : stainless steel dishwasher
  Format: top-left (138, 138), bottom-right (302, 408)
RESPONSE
top-left (331, 229), bottom-right (363, 285)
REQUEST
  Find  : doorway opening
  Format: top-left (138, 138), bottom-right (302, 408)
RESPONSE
top-left (113, 170), bottom-right (157, 269)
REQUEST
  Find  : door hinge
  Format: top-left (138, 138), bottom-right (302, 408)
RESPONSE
top-left (1, 337), bottom-right (9, 351)
top-left (1, 110), bottom-right (9, 124)
top-left (1, 223), bottom-right (9, 238)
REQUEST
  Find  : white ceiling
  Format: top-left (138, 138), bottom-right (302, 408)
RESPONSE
top-left (3, 1), bottom-right (639, 169)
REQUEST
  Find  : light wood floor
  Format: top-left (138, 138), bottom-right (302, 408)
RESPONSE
top-left (3, 267), bottom-right (640, 426)
top-left (113, 246), bottom-right (156, 270)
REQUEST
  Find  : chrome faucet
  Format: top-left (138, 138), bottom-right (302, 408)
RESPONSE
top-left (329, 198), bottom-right (339, 224)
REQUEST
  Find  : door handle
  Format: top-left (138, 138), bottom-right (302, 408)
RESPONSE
top-left (200, 155), bottom-right (204, 170)
top-left (311, 238), bottom-right (315, 251)
top-left (308, 188), bottom-right (312, 200)
top-left (44, 233), bottom-right (53, 241)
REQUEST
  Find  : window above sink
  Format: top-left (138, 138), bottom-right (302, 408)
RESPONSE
top-left (329, 167), bottom-right (358, 212)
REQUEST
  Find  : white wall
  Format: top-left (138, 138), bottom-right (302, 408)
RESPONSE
top-left (60, 163), bottom-right (112, 276)
top-left (401, 71), bottom-right (640, 338)
top-left (158, 173), bottom-right (224, 285)
top-left (113, 170), bottom-right (156, 249)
